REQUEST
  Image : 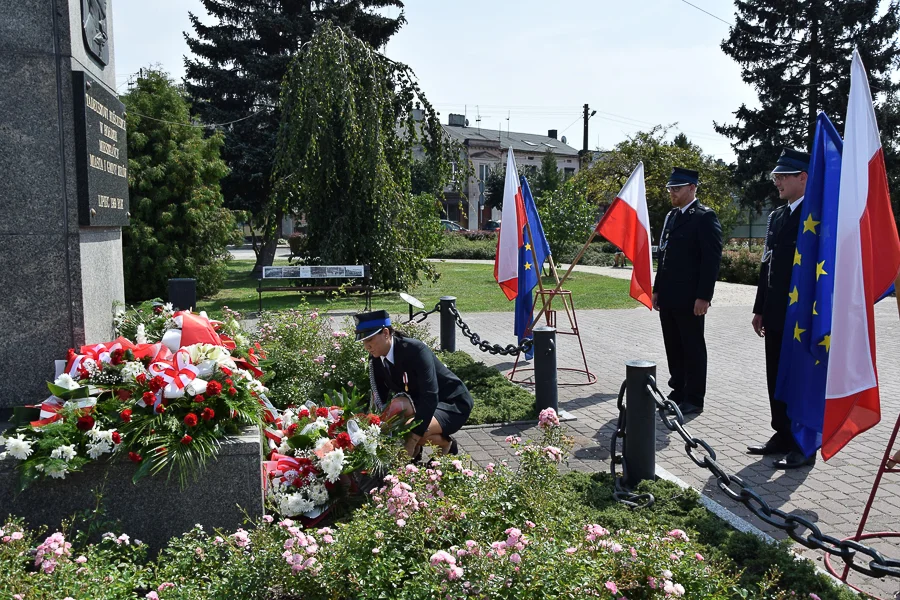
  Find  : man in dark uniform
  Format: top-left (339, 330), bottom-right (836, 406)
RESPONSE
top-left (652, 168), bottom-right (723, 416)
top-left (748, 149), bottom-right (816, 469)
top-left (354, 310), bottom-right (473, 460)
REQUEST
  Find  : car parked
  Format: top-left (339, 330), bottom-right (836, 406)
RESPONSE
top-left (481, 220), bottom-right (501, 232)
top-left (441, 219), bottom-right (468, 232)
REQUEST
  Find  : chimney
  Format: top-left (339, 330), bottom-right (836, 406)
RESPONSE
top-left (548, 129), bottom-right (558, 140)
top-left (448, 113), bottom-right (466, 127)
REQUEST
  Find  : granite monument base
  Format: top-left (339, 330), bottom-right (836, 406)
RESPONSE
top-left (0, 428), bottom-right (264, 552)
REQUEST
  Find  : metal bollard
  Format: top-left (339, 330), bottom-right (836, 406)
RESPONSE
top-left (168, 278), bottom-right (197, 311)
top-left (533, 326), bottom-right (558, 413)
top-left (439, 296), bottom-right (457, 352)
top-left (624, 360), bottom-right (656, 487)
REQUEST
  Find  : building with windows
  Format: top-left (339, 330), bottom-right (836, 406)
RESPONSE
top-left (413, 110), bottom-right (581, 229)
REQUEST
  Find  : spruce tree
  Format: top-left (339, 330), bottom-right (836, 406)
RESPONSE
top-left (715, 0), bottom-right (900, 211)
top-left (184, 0), bottom-right (405, 271)
top-left (122, 70), bottom-right (242, 301)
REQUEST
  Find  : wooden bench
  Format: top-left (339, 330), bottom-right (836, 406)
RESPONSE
top-left (257, 265), bottom-right (373, 312)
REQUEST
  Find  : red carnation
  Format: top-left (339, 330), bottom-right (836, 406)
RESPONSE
top-left (367, 415), bottom-right (381, 426)
top-left (193, 394), bottom-right (206, 403)
top-left (228, 386), bottom-right (237, 396)
top-left (116, 389), bottom-right (132, 401)
top-left (111, 431), bottom-right (121, 444)
top-left (298, 409), bottom-right (310, 419)
top-left (78, 367), bottom-right (90, 379)
top-left (315, 407), bottom-right (329, 418)
top-left (135, 373), bottom-right (147, 385)
top-left (120, 409), bottom-right (132, 422)
top-left (206, 381), bottom-right (222, 396)
top-left (287, 423), bottom-right (299, 436)
top-left (291, 477), bottom-right (306, 488)
top-left (225, 378), bottom-right (233, 386)
top-left (142, 391), bottom-right (156, 404)
top-left (184, 413), bottom-right (198, 427)
top-left (76, 415), bottom-right (95, 431)
top-left (149, 376), bottom-right (165, 392)
top-left (155, 403), bottom-right (166, 414)
top-left (181, 435), bottom-right (192, 445)
top-left (334, 432), bottom-right (353, 449)
top-left (111, 349), bottom-right (125, 365)
top-left (128, 452), bottom-right (142, 463)
top-left (201, 407), bottom-right (215, 421)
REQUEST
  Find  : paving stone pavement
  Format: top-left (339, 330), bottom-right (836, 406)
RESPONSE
top-left (420, 294), bottom-right (900, 598)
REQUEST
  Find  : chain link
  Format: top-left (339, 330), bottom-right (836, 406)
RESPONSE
top-left (609, 374), bottom-right (900, 580)
top-left (446, 304), bottom-right (533, 356)
top-left (609, 380), bottom-right (655, 509)
top-left (405, 302), bottom-right (441, 324)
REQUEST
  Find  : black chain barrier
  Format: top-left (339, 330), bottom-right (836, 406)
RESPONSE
top-left (446, 304), bottom-right (534, 356)
top-left (610, 373), bottom-right (900, 580)
top-left (406, 302), bottom-right (441, 324)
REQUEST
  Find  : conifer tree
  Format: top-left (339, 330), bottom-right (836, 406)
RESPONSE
top-left (184, 0), bottom-right (405, 270)
top-left (715, 0), bottom-right (900, 211)
top-left (122, 70), bottom-right (242, 301)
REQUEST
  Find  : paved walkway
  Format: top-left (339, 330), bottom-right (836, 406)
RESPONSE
top-left (419, 291), bottom-right (900, 598)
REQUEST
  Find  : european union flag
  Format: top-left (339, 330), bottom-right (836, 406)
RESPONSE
top-left (515, 176), bottom-right (551, 360)
top-left (775, 113), bottom-right (843, 457)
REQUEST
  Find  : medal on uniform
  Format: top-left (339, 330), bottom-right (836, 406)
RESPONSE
top-left (403, 372), bottom-right (409, 392)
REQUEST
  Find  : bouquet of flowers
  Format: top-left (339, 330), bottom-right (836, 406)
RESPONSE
top-left (263, 387), bottom-right (411, 519)
top-left (0, 310), bottom-right (269, 489)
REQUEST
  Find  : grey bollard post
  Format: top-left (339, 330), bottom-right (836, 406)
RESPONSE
top-left (533, 326), bottom-right (558, 413)
top-left (168, 278), bottom-right (197, 311)
top-left (624, 360), bottom-right (657, 487)
top-left (439, 296), bottom-right (457, 352)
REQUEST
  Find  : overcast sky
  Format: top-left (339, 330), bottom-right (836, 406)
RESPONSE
top-left (112, 0), bottom-right (756, 161)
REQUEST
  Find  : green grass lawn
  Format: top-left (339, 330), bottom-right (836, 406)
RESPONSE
top-left (196, 260), bottom-right (636, 316)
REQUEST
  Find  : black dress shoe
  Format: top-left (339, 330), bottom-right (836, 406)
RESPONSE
top-left (747, 437), bottom-right (791, 456)
top-left (409, 447), bottom-right (423, 465)
top-left (773, 450), bottom-right (816, 469)
top-left (448, 437), bottom-right (459, 456)
top-left (678, 403), bottom-right (703, 416)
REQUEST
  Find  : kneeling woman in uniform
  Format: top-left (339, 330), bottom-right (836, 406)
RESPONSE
top-left (354, 310), bottom-right (473, 460)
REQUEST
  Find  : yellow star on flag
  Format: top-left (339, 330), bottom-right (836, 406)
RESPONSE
top-left (803, 214), bottom-right (821, 234)
top-left (816, 260), bottom-right (828, 281)
top-left (524, 262), bottom-right (532, 270)
top-left (788, 286), bottom-right (799, 305)
top-left (793, 249), bottom-right (802, 266)
top-left (525, 243), bottom-right (532, 251)
top-left (818, 334), bottom-right (831, 353)
top-left (812, 301), bottom-right (818, 316)
top-left (793, 321), bottom-right (806, 342)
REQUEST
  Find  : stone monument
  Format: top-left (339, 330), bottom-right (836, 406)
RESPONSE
top-left (0, 0), bottom-right (128, 410)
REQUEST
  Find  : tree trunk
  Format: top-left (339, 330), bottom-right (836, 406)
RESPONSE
top-left (252, 208), bottom-right (284, 274)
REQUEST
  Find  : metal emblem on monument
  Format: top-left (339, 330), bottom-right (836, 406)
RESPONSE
top-left (81, 0), bottom-right (109, 65)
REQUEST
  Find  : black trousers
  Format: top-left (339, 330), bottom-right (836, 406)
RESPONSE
top-left (659, 308), bottom-right (707, 407)
top-left (764, 329), bottom-right (793, 444)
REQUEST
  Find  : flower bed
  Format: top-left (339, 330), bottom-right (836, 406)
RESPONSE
top-left (0, 413), bottom-right (856, 599)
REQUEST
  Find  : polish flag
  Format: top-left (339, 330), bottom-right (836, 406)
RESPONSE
top-left (494, 148), bottom-right (526, 300)
top-left (595, 162), bottom-right (653, 309)
top-left (822, 50), bottom-right (900, 459)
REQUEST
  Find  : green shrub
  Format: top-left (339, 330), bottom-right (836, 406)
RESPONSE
top-left (439, 351), bottom-right (537, 424)
top-left (287, 232), bottom-right (307, 258)
top-left (431, 234), bottom-right (496, 260)
top-left (719, 244), bottom-right (762, 285)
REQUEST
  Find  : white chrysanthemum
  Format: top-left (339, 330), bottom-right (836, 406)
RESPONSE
top-left (277, 441), bottom-right (292, 455)
top-left (88, 427), bottom-right (113, 444)
top-left (281, 410), bottom-right (298, 428)
top-left (300, 418), bottom-right (329, 436)
top-left (283, 495), bottom-right (315, 516)
top-left (363, 425), bottom-right (381, 455)
top-left (120, 361), bottom-right (145, 383)
top-left (307, 482), bottom-right (329, 505)
top-left (87, 441), bottom-right (112, 459)
top-left (46, 462), bottom-right (68, 479)
top-left (234, 333), bottom-right (249, 347)
top-left (319, 448), bottom-right (346, 483)
top-left (314, 437), bottom-right (331, 452)
top-left (5, 435), bottom-right (33, 460)
top-left (50, 444), bottom-right (77, 462)
top-left (163, 302), bottom-right (174, 313)
top-left (54, 373), bottom-right (81, 390)
top-left (135, 324), bottom-right (147, 344)
top-left (164, 317), bottom-right (179, 331)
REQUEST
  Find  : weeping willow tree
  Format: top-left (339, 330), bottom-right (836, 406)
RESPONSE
top-left (272, 22), bottom-right (460, 291)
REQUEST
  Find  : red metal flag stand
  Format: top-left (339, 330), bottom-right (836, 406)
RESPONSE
top-left (823, 412), bottom-right (900, 599)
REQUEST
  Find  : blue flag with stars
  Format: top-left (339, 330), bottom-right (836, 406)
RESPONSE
top-left (775, 113), bottom-right (842, 457)
top-left (515, 176), bottom-right (551, 360)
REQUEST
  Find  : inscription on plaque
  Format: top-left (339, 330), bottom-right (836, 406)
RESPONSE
top-left (72, 71), bottom-right (129, 227)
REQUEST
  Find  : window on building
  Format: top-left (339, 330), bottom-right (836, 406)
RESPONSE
top-left (564, 167), bottom-right (576, 179)
top-left (479, 164), bottom-right (489, 182)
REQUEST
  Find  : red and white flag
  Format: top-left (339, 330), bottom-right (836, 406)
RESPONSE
top-left (493, 148), bottom-right (526, 300)
top-left (822, 49), bottom-right (900, 459)
top-left (595, 162), bottom-right (653, 309)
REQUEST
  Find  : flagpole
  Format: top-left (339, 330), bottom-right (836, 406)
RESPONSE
top-left (523, 219), bottom-right (548, 335)
top-left (529, 227), bottom-right (598, 330)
